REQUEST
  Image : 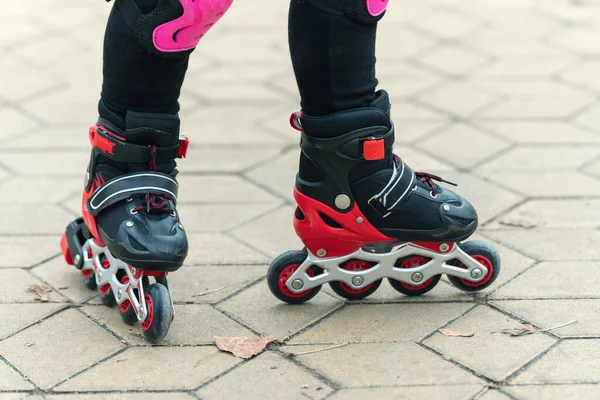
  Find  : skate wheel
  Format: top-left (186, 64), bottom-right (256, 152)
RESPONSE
top-left (118, 275), bottom-right (138, 325)
top-left (81, 269), bottom-right (97, 290)
top-left (389, 256), bottom-right (441, 296)
top-left (329, 260), bottom-right (381, 300)
top-left (267, 249), bottom-right (321, 304)
top-left (99, 284), bottom-right (117, 307)
top-left (447, 241), bottom-right (501, 292)
top-left (141, 283), bottom-right (173, 344)
top-left (60, 233), bottom-right (74, 265)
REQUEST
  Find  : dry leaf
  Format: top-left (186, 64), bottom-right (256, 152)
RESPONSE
top-left (440, 328), bottom-right (475, 337)
top-left (215, 336), bottom-right (277, 359)
top-left (27, 285), bottom-right (53, 302)
top-left (495, 320), bottom-right (577, 337)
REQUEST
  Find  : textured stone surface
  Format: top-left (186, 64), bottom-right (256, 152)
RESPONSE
top-left (328, 386), bottom-right (483, 400)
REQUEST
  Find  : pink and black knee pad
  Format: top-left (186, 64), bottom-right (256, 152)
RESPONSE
top-left (306, 0), bottom-right (389, 25)
top-left (115, 0), bottom-right (233, 56)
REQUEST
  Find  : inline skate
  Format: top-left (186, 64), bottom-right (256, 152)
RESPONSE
top-left (60, 101), bottom-right (189, 342)
top-left (267, 90), bottom-right (501, 303)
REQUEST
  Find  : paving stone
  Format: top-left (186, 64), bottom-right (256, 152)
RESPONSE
top-left (244, 148), bottom-right (298, 202)
top-left (217, 279), bottom-right (342, 340)
top-left (477, 98), bottom-right (593, 118)
top-left (514, 340), bottom-right (600, 384)
top-left (0, 108), bottom-right (38, 140)
top-left (378, 62), bottom-right (442, 98)
top-left (561, 60), bottom-right (600, 93)
top-left (289, 303), bottom-right (473, 344)
top-left (487, 199), bottom-right (600, 230)
top-left (551, 27), bottom-right (600, 56)
top-left (479, 171), bottom-right (600, 197)
top-left (423, 306), bottom-right (556, 382)
top-left (0, 309), bottom-right (125, 389)
top-left (418, 44), bottom-right (490, 76)
top-left (285, 342), bottom-right (481, 387)
top-left (491, 261), bottom-right (600, 299)
top-left (472, 57), bottom-right (575, 79)
top-left (401, 147), bottom-right (458, 172)
top-left (45, 394), bottom-right (194, 400)
top-left (376, 26), bottom-right (436, 60)
top-left (13, 35), bottom-right (90, 69)
top-left (177, 175), bottom-right (276, 203)
top-left (480, 122), bottom-right (600, 144)
top-left (0, 177), bottom-right (82, 204)
top-left (584, 158), bottom-right (600, 178)
top-left (177, 203), bottom-right (278, 233)
top-left (355, 279), bottom-right (474, 304)
top-left (0, 303), bottom-right (66, 340)
top-left (391, 100), bottom-right (449, 120)
top-left (198, 352), bottom-right (333, 400)
top-left (0, 151), bottom-right (89, 176)
top-left (32, 257), bottom-right (99, 304)
top-left (417, 81), bottom-right (500, 117)
top-left (492, 299), bottom-right (600, 338)
top-left (83, 303), bottom-right (255, 345)
top-left (187, 80), bottom-right (292, 105)
top-left (485, 230), bottom-right (600, 262)
top-left (477, 389), bottom-right (512, 400)
top-left (413, 10), bottom-right (481, 39)
top-left (169, 264), bottom-right (265, 304)
top-left (0, 394), bottom-right (36, 400)
top-left (394, 120), bottom-right (450, 144)
top-left (186, 232), bottom-right (269, 265)
top-left (416, 123), bottom-right (510, 169)
top-left (505, 384), bottom-right (600, 400)
top-left (465, 37), bottom-right (567, 57)
top-left (575, 103), bottom-right (600, 133)
top-left (54, 346), bottom-right (241, 391)
top-left (0, 126), bottom-right (90, 150)
top-left (0, 236), bottom-right (62, 268)
top-left (0, 204), bottom-right (75, 234)
top-left (328, 386), bottom-right (483, 400)
top-left (230, 205), bottom-right (303, 258)
top-left (23, 86), bottom-right (99, 125)
top-left (0, 57), bottom-right (65, 101)
top-left (0, 268), bottom-right (66, 303)
top-left (0, 18), bottom-right (45, 47)
top-left (0, 360), bottom-right (33, 391)
top-left (179, 146), bottom-right (283, 173)
top-left (479, 147), bottom-right (599, 171)
top-left (200, 31), bottom-right (288, 64)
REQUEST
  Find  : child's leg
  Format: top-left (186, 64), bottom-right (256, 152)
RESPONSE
top-left (268, 0), bottom-right (499, 303)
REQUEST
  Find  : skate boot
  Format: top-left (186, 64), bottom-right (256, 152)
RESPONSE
top-left (60, 101), bottom-right (189, 343)
top-left (267, 90), bottom-right (501, 303)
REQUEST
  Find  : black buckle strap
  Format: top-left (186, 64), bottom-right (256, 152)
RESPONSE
top-left (87, 172), bottom-right (178, 216)
top-left (338, 125), bottom-right (395, 160)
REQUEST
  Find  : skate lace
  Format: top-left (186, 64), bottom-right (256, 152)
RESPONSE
top-left (415, 171), bottom-right (457, 194)
top-left (132, 146), bottom-right (174, 215)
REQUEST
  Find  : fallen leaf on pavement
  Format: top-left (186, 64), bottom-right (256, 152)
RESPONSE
top-left (215, 336), bottom-right (277, 359)
top-left (495, 320), bottom-right (577, 336)
top-left (27, 285), bottom-right (53, 302)
top-left (440, 328), bottom-right (475, 337)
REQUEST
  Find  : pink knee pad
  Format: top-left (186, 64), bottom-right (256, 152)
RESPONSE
top-left (366, 0), bottom-right (388, 17)
top-left (153, 0), bottom-right (233, 53)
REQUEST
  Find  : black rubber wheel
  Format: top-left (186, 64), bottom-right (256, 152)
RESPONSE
top-left (447, 241), bottom-right (501, 292)
top-left (81, 270), bottom-right (97, 290)
top-left (389, 256), bottom-right (441, 296)
top-left (141, 283), bottom-right (173, 344)
top-left (267, 249), bottom-right (322, 304)
top-left (99, 284), bottom-right (117, 307)
top-left (119, 300), bottom-right (138, 325)
top-left (329, 259), bottom-right (381, 300)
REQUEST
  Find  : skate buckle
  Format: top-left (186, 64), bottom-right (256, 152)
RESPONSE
top-left (362, 138), bottom-right (385, 161)
top-left (177, 135), bottom-right (189, 159)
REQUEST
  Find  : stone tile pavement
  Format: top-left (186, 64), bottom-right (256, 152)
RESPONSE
top-left (1, 0), bottom-right (600, 398)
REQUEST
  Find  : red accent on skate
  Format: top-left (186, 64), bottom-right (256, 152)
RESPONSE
top-left (177, 136), bottom-right (189, 158)
top-left (363, 139), bottom-right (385, 161)
top-left (120, 276), bottom-right (131, 312)
top-left (81, 270), bottom-right (92, 279)
top-left (140, 294), bottom-right (154, 331)
top-left (144, 271), bottom-right (166, 277)
top-left (339, 260), bottom-right (375, 295)
top-left (289, 111), bottom-right (304, 131)
top-left (398, 256), bottom-right (434, 290)
top-left (278, 263), bottom-right (315, 299)
top-left (82, 175), bottom-right (105, 247)
top-left (89, 126), bottom-right (116, 155)
top-left (60, 233), bottom-right (73, 265)
top-left (458, 255), bottom-right (494, 288)
top-left (99, 284), bottom-right (111, 295)
top-left (293, 188), bottom-right (393, 257)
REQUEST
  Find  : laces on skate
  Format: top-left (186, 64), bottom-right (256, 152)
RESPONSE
top-left (131, 145), bottom-right (175, 215)
top-left (415, 171), bottom-right (457, 195)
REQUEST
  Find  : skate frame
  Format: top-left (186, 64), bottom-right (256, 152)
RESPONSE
top-left (285, 242), bottom-right (489, 293)
top-left (80, 239), bottom-right (175, 321)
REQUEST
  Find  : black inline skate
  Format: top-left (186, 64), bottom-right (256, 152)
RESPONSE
top-left (267, 90), bottom-right (501, 303)
top-left (61, 101), bottom-right (189, 343)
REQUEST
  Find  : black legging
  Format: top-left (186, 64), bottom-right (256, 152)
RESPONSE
top-left (101, 0), bottom-right (378, 119)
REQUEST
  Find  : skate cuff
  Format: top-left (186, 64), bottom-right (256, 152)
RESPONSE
top-left (87, 172), bottom-right (179, 216)
top-left (90, 126), bottom-right (189, 163)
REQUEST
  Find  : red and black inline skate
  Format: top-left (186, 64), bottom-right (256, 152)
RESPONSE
top-left (267, 90), bottom-right (501, 303)
top-left (60, 101), bottom-right (189, 342)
